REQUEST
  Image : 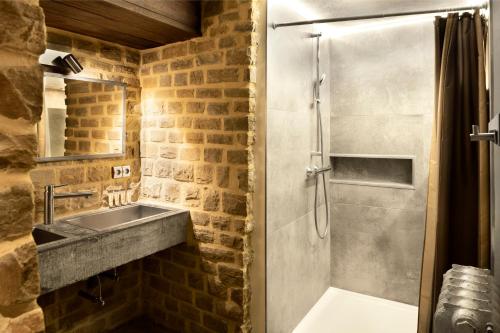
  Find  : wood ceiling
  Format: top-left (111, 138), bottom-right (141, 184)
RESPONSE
top-left (40, 0), bottom-right (201, 49)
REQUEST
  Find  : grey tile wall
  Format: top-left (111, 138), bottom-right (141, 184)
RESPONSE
top-left (267, 1), bottom-right (332, 331)
top-left (329, 17), bottom-right (434, 305)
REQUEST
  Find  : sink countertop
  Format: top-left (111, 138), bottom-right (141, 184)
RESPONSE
top-left (34, 201), bottom-right (188, 252)
top-left (35, 201), bottom-right (189, 293)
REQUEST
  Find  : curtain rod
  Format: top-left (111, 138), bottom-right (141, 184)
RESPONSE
top-left (272, 4), bottom-right (487, 29)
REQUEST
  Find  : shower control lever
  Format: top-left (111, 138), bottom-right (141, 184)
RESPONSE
top-left (470, 125), bottom-right (497, 143)
top-left (306, 165), bottom-right (331, 177)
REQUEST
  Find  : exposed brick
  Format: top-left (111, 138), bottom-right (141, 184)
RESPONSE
top-left (207, 103), bottom-right (229, 115)
top-left (142, 51), bottom-right (160, 64)
top-left (154, 159), bottom-right (172, 178)
top-left (174, 73), bottom-right (188, 86)
top-left (227, 150), bottom-right (248, 164)
top-left (203, 190), bottom-right (220, 211)
top-left (162, 262), bottom-right (186, 284)
top-left (171, 58), bottom-right (193, 71)
top-left (226, 48), bottom-right (251, 65)
top-left (189, 39), bottom-right (215, 54)
top-left (162, 43), bottom-right (188, 59)
top-left (222, 192), bottom-right (246, 216)
top-left (191, 211), bottom-right (210, 227)
top-left (204, 148), bottom-right (223, 163)
top-left (207, 68), bottom-right (239, 83)
top-left (216, 166), bottom-right (230, 188)
top-left (168, 102), bottom-right (183, 114)
top-left (207, 134), bottom-right (233, 145)
top-left (100, 43), bottom-right (122, 61)
top-left (195, 52), bottom-right (223, 66)
top-left (177, 89), bottom-right (195, 98)
top-left (202, 0), bottom-right (223, 17)
top-left (224, 88), bottom-right (250, 98)
top-left (195, 165), bottom-right (213, 184)
top-left (195, 292), bottom-right (213, 311)
top-left (180, 303), bottom-right (201, 322)
top-left (126, 49), bottom-right (140, 64)
top-left (218, 264), bottom-right (243, 287)
top-left (171, 284), bottom-right (193, 303)
top-left (180, 147), bottom-right (200, 161)
top-left (224, 117), bottom-right (248, 131)
top-left (193, 228), bottom-right (214, 243)
top-left (160, 146), bottom-right (178, 159)
top-left (47, 31), bottom-right (72, 49)
top-left (153, 63), bottom-right (169, 73)
top-left (193, 118), bottom-right (221, 130)
top-left (185, 132), bottom-right (204, 144)
top-left (173, 162), bottom-right (194, 182)
top-left (190, 70), bottom-right (204, 85)
top-left (159, 74), bottom-right (172, 87)
top-left (220, 233), bottom-right (243, 250)
top-left (234, 21), bottom-right (255, 32)
top-left (186, 102), bottom-right (205, 114)
top-left (211, 216), bottom-right (231, 231)
top-left (203, 313), bottom-right (228, 333)
top-left (199, 245), bottom-right (234, 263)
top-left (196, 88), bottom-right (222, 98)
top-left (219, 36), bottom-right (237, 48)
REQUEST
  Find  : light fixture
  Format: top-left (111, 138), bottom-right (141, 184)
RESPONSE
top-left (61, 54), bottom-right (83, 74)
top-left (39, 49), bottom-right (84, 74)
top-left (53, 54), bottom-right (83, 74)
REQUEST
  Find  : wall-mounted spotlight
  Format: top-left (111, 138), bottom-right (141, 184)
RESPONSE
top-left (39, 49), bottom-right (84, 74)
top-left (60, 54), bottom-right (83, 74)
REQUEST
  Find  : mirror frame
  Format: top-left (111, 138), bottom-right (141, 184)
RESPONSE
top-left (37, 72), bottom-right (127, 163)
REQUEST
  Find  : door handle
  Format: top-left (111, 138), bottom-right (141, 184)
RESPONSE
top-left (470, 125), bottom-right (497, 142)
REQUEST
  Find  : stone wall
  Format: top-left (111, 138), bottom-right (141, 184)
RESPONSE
top-left (31, 28), bottom-right (141, 223)
top-left (0, 0), bottom-right (46, 332)
top-left (31, 29), bottom-right (143, 332)
top-left (38, 261), bottom-right (142, 333)
top-left (64, 80), bottom-right (124, 156)
top-left (139, 1), bottom-right (257, 332)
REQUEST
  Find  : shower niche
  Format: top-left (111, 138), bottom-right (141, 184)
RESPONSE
top-left (330, 154), bottom-right (415, 189)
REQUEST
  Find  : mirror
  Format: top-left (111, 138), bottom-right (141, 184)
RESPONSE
top-left (37, 73), bottom-right (126, 162)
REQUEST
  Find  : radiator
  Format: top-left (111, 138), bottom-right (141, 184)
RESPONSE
top-left (434, 265), bottom-right (494, 333)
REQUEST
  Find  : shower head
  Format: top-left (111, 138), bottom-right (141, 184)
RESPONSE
top-left (319, 73), bottom-right (326, 85)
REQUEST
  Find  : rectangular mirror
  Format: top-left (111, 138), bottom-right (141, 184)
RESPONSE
top-left (37, 73), bottom-right (126, 162)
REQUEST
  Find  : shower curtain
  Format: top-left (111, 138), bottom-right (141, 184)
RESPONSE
top-left (418, 10), bottom-right (489, 333)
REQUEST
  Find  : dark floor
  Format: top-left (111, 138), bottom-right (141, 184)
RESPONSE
top-left (107, 317), bottom-right (168, 333)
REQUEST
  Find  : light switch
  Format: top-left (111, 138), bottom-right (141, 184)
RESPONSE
top-left (112, 166), bottom-right (123, 179)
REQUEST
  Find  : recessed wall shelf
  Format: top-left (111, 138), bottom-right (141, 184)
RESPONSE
top-left (329, 154), bottom-right (415, 190)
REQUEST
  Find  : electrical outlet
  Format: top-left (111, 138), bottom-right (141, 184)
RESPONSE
top-left (112, 166), bottom-right (123, 179)
top-left (122, 165), bottom-right (131, 177)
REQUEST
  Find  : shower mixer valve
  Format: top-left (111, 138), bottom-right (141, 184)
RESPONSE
top-left (306, 165), bottom-right (332, 177)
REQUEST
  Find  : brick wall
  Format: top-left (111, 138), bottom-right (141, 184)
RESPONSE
top-left (0, 0), bottom-right (46, 332)
top-left (139, 1), bottom-right (257, 332)
top-left (38, 261), bottom-right (142, 333)
top-left (31, 29), bottom-right (143, 332)
top-left (31, 28), bottom-right (141, 224)
top-left (64, 80), bottom-right (124, 156)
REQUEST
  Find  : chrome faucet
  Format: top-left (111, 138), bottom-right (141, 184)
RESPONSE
top-left (44, 184), bottom-right (93, 225)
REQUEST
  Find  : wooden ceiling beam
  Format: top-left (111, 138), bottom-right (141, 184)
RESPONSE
top-left (40, 0), bottom-right (201, 49)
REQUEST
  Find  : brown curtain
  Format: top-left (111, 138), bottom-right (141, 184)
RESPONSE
top-left (417, 10), bottom-right (489, 333)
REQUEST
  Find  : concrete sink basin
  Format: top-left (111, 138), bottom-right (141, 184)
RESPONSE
top-left (34, 202), bottom-right (188, 293)
top-left (32, 228), bottom-right (66, 245)
top-left (62, 204), bottom-right (172, 231)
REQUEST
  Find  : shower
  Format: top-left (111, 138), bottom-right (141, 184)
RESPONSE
top-left (306, 32), bottom-right (330, 239)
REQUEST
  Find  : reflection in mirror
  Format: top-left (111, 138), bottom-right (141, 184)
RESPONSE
top-left (37, 74), bottom-right (126, 161)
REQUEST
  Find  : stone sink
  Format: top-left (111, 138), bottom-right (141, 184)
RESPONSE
top-left (33, 202), bottom-right (189, 294)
